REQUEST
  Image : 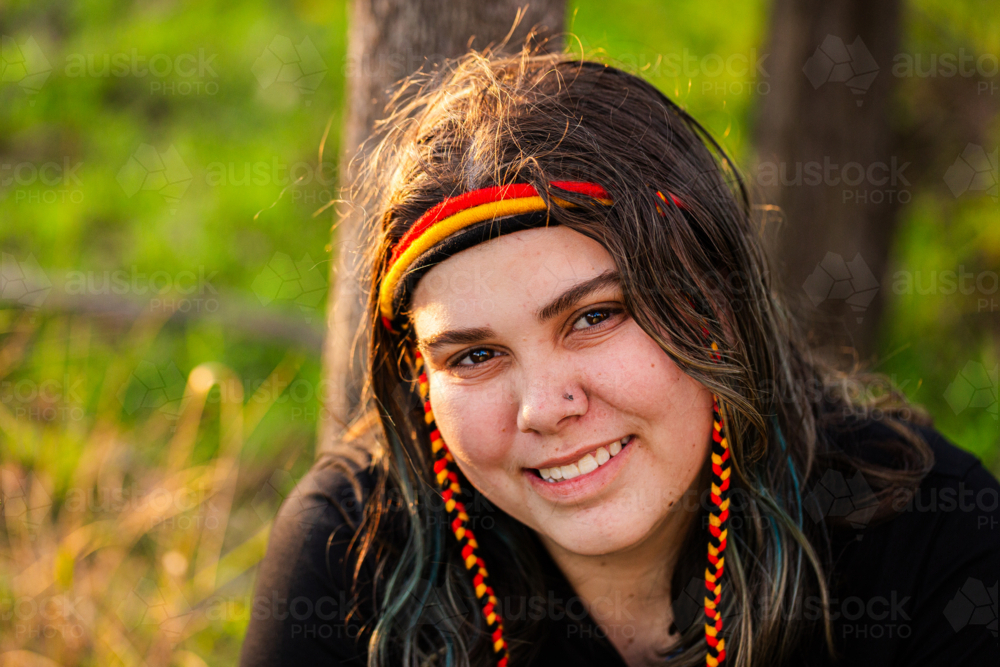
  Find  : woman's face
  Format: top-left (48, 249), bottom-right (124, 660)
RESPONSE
top-left (410, 225), bottom-right (714, 557)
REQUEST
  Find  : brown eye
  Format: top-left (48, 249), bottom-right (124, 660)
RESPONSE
top-left (452, 348), bottom-right (500, 367)
top-left (571, 306), bottom-right (622, 331)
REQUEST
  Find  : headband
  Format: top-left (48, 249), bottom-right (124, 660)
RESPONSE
top-left (378, 181), bottom-right (687, 333)
top-left (382, 182), bottom-right (730, 667)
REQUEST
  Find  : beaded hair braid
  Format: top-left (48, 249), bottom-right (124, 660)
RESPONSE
top-left (380, 182), bottom-right (732, 667)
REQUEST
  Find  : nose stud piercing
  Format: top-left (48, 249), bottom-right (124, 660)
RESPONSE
top-left (564, 393), bottom-right (574, 401)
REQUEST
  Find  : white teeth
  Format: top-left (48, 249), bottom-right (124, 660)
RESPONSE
top-left (560, 463), bottom-right (580, 480)
top-left (577, 454), bottom-right (598, 475)
top-left (537, 436), bottom-right (633, 482)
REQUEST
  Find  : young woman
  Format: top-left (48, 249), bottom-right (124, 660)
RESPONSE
top-left (239, 48), bottom-right (1000, 667)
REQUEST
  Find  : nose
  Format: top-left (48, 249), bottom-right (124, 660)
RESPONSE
top-left (515, 360), bottom-right (587, 435)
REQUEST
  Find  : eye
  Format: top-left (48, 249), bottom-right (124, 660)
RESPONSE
top-left (448, 347), bottom-right (503, 368)
top-left (571, 305), bottom-right (625, 331)
top-left (443, 305), bottom-right (625, 370)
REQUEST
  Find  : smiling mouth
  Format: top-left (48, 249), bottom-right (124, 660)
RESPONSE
top-left (532, 434), bottom-right (635, 482)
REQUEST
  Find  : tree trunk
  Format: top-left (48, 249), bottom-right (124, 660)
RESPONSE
top-left (753, 0), bottom-right (903, 359)
top-left (320, 0), bottom-right (566, 450)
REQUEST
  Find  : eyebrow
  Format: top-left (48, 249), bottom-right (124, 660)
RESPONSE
top-left (415, 269), bottom-right (621, 356)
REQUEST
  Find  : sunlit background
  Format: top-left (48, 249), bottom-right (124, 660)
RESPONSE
top-left (1, 0), bottom-right (997, 665)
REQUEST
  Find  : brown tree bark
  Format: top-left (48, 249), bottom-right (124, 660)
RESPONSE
top-left (753, 0), bottom-right (904, 359)
top-left (320, 1), bottom-right (566, 450)
top-left (754, 0), bottom-right (999, 366)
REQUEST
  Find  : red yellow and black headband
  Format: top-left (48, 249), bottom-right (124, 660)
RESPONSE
top-left (378, 181), bottom-right (689, 333)
top-left (379, 181), bottom-right (730, 667)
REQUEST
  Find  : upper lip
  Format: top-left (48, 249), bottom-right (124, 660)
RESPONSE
top-left (528, 435), bottom-right (630, 470)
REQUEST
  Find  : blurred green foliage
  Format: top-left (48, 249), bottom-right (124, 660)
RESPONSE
top-left (1, 0), bottom-right (997, 665)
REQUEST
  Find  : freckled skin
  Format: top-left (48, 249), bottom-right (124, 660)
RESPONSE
top-left (410, 226), bottom-right (715, 558)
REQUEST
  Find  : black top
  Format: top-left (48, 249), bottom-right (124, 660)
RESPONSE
top-left (239, 421), bottom-right (1000, 666)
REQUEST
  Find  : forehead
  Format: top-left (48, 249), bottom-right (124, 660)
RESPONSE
top-left (408, 225), bottom-right (615, 330)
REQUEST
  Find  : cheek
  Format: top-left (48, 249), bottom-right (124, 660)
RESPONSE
top-left (427, 376), bottom-right (515, 473)
top-left (590, 324), bottom-right (713, 420)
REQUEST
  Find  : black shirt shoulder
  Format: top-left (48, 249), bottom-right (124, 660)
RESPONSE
top-left (808, 420), bottom-right (1000, 666)
top-left (239, 443), bottom-right (380, 667)
top-left (241, 421), bottom-right (999, 667)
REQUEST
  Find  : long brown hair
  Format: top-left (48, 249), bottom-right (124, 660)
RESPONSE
top-left (332, 42), bottom-right (934, 667)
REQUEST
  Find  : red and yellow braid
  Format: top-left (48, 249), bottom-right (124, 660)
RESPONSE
top-left (414, 348), bottom-right (509, 667)
top-left (705, 386), bottom-right (731, 666)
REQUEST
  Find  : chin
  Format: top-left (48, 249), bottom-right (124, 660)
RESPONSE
top-left (540, 504), bottom-right (662, 556)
